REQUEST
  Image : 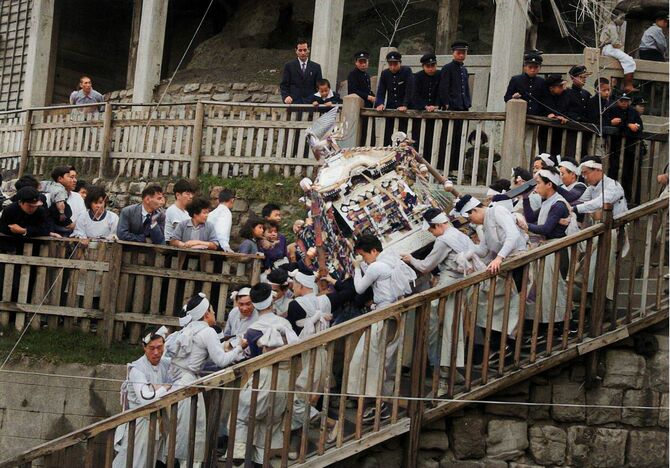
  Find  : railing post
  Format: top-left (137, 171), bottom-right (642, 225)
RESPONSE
top-left (99, 102), bottom-right (114, 178)
top-left (586, 202), bottom-right (613, 386)
top-left (190, 101), bottom-right (205, 179)
top-left (18, 109), bottom-right (33, 177)
top-left (101, 242), bottom-right (123, 346)
top-left (250, 257), bottom-right (262, 286)
top-left (340, 94), bottom-right (364, 148)
top-left (403, 303), bottom-right (430, 468)
top-left (501, 98), bottom-right (527, 177)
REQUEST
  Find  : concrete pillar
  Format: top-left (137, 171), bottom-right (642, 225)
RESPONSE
top-left (340, 94), bottom-right (364, 148)
top-left (435, 0), bottom-right (459, 54)
top-left (132, 0), bottom-right (168, 104)
top-left (311, 0), bottom-right (345, 87)
top-left (501, 99), bottom-right (528, 177)
top-left (22, 0), bottom-right (56, 108)
top-left (486, 0), bottom-right (527, 112)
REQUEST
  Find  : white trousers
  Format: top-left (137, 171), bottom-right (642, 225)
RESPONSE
top-left (602, 45), bottom-right (637, 74)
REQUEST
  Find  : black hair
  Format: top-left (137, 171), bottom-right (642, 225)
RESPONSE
top-left (75, 179), bottom-right (88, 192)
top-left (261, 203), bottom-right (281, 218)
top-left (185, 293), bottom-right (208, 318)
top-left (580, 155), bottom-right (602, 165)
top-left (173, 179), bottom-right (195, 195)
top-left (84, 185), bottom-right (107, 209)
top-left (218, 189), bottom-right (235, 203)
top-left (354, 234), bottom-right (383, 253)
top-left (454, 194), bottom-right (479, 214)
top-left (316, 79), bottom-right (331, 88)
top-left (534, 154), bottom-right (559, 168)
top-left (233, 283), bottom-right (252, 293)
top-left (296, 38), bottom-right (309, 48)
top-left (186, 197), bottom-right (211, 217)
top-left (51, 166), bottom-right (72, 182)
top-left (267, 268), bottom-right (289, 286)
top-left (512, 167), bottom-right (534, 182)
top-left (489, 178), bottom-right (511, 193)
top-left (265, 220), bottom-right (280, 231)
top-left (279, 262), bottom-right (300, 273)
top-left (422, 207), bottom-right (444, 226)
top-left (141, 184), bottom-right (163, 198)
top-left (595, 77), bottom-right (610, 89)
top-left (250, 283), bottom-right (273, 305)
top-left (141, 325), bottom-right (165, 345)
top-left (240, 217), bottom-right (265, 240)
top-left (14, 175), bottom-right (39, 190)
top-left (536, 166), bottom-right (561, 189)
top-left (467, 130), bottom-right (489, 146)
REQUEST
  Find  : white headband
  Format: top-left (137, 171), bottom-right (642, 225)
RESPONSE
top-left (537, 153), bottom-right (555, 167)
top-left (537, 169), bottom-right (561, 187)
top-left (252, 293), bottom-right (274, 311)
top-left (291, 271), bottom-right (316, 289)
top-left (486, 188), bottom-right (500, 197)
top-left (580, 160), bottom-right (602, 171)
top-left (186, 293), bottom-right (210, 321)
top-left (300, 177), bottom-right (313, 192)
top-left (422, 212), bottom-right (448, 231)
top-left (559, 160), bottom-right (580, 175)
top-left (455, 197), bottom-right (482, 218)
top-left (230, 287), bottom-right (251, 301)
top-left (142, 326), bottom-right (168, 345)
top-left (179, 314), bottom-right (192, 327)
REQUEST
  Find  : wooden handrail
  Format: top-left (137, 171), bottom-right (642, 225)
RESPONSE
top-left (359, 109), bottom-right (507, 120)
top-left (1, 195), bottom-right (666, 467)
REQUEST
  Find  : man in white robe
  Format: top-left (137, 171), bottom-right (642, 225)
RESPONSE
top-left (165, 293), bottom-right (247, 467)
top-left (222, 286), bottom-right (258, 350)
top-left (348, 234), bottom-right (417, 423)
top-left (113, 326), bottom-right (171, 468)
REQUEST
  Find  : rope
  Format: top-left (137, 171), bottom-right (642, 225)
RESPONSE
top-left (0, 368), bottom-right (667, 411)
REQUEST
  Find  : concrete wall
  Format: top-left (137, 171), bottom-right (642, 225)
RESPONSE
top-left (342, 327), bottom-right (669, 468)
top-left (0, 358), bottom-right (124, 463)
top-left (0, 0), bottom-right (32, 111)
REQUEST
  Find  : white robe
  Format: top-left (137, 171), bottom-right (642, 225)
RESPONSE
top-left (525, 193), bottom-right (569, 323)
top-left (166, 321), bottom-right (245, 465)
top-left (231, 313), bottom-right (298, 464)
top-left (407, 227), bottom-right (477, 368)
top-left (113, 355), bottom-right (171, 468)
top-left (474, 206), bottom-right (527, 336)
top-left (348, 252), bottom-right (416, 396)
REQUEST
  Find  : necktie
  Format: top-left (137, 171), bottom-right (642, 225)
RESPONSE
top-left (301, 62), bottom-right (306, 75)
top-left (143, 213), bottom-right (152, 236)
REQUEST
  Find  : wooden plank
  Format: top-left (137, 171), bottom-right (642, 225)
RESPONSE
top-left (0, 253), bottom-right (110, 271)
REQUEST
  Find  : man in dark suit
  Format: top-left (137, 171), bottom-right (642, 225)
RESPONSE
top-left (117, 184), bottom-right (166, 244)
top-left (280, 39), bottom-right (323, 104)
top-left (565, 65), bottom-right (591, 121)
top-left (438, 41), bottom-right (472, 111)
top-left (504, 52), bottom-right (548, 116)
top-left (347, 50), bottom-right (375, 107)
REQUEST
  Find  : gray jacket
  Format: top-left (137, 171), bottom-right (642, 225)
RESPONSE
top-left (117, 203), bottom-right (165, 244)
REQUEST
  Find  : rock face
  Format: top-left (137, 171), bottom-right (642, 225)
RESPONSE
top-left (450, 414), bottom-right (486, 459)
top-left (627, 430), bottom-right (669, 467)
top-left (567, 426), bottom-right (628, 467)
top-left (603, 349), bottom-right (647, 389)
top-left (528, 425), bottom-right (567, 465)
top-left (552, 382), bottom-right (586, 422)
top-left (486, 420), bottom-right (528, 460)
top-left (586, 387), bottom-right (623, 424)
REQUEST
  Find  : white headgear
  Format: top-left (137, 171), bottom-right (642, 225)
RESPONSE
top-left (537, 153), bottom-right (555, 167)
top-left (537, 169), bottom-right (562, 187)
top-left (453, 195), bottom-right (482, 218)
top-left (142, 326), bottom-right (168, 345)
top-left (580, 159), bottom-right (603, 171)
top-left (559, 160), bottom-right (580, 176)
top-left (290, 270), bottom-right (316, 290)
top-left (186, 293), bottom-right (210, 321)
top-left (421, 211), bottom-right (448, 231)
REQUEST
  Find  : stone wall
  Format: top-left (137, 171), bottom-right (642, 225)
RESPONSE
top-left (105, 80), bottom-right (282, 105)
top-left (346, 327), bottom-right (669, 468)
top-left (0, 358), bottom-right (125, 464)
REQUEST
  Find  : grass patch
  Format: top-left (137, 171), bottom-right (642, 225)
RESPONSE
top-left (0, 328), bottom-right (140, 366)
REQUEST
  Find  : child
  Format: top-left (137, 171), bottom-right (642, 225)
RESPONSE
top-left (72, 185), bottom-right (119, 241)
top-left (311, 79), bottom-right (342, 106)
top-left (259, 221), bottom-right (288, 270)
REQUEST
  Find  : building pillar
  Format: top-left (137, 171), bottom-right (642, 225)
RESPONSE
top-left (486, 0), bottom-right (527, 112)
top-left (132, 0), bottom-right (168, 104)
top-left (435, 0), bottom-right (459, 54)
top-left (22, 0), bottom-right (56, 108)
top-left (311, 0), bottom-right (345, 87)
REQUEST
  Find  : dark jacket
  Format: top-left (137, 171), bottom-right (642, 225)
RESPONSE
top-left (587, 95), bottom-right (613, 126)
top-left (375, 67), bottom-right (413, 109)
top-left (566, 85), bottom-right (591, 121)
top-left (545, 90), bottom-right (583, 122)
top-left (280, 59), bottom-right (323, 104)
top-left (609, 106), bottom-right (644, 138)
top-left (0, 202), bottom-right (51, 237)
top-left (504, 73), bottom-right (548, 116)
top-left (117, 203), bottom-right (165, 244)
top-left (411, 70), bottom-right (441, 110)
top-left (347, 68), bottom-right (373, 107)
top-left (438, 61), bottom-right (472, 110)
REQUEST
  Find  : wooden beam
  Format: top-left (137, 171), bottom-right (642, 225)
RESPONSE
top-left (435, 0), bottom-right (460, 55)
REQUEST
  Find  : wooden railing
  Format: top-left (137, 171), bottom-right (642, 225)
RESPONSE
top-left (0, 102), bottom-right (336, 180)
top-left (1, 195), bottom-right (667, 468)
top-left (0, 237), bottom-right (262, 344)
